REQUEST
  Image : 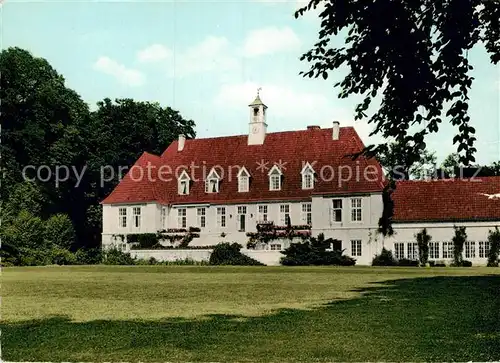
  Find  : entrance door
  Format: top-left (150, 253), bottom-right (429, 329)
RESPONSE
top-left (239, 214), bottom-right (246, 232)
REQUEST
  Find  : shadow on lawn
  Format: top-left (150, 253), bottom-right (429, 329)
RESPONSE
top-left (3, 275), bottom-right (500, 362)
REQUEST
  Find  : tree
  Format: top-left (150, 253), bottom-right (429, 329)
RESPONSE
top-left (487, 227), bottom-right (500, 267)
top-left (451, 226), bottom-right (467, 266)
top-left (440, 153), bottom-right (461, 177)
top-left (296, 0), bottom-right (500, 166)
top-left (378, 141), bottom-right (437, 180)
top-left (416, 228), bottom-right (431, 266)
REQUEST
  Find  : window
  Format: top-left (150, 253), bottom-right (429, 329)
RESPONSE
top-left (429, 242), bottom-right (440, 259)
top-left (119, 207), bottom-right (127, 228)
top-left (217, 207), bottom-right (226, 228)
top-left (237, 167), bottom-right (250, 193)
top-left (197, 208), bottom-right (206, 228)
top-left (268, 166), bottom-right (282, 191)
top-left (161, 207), bottom-right (167, 229)
top-left (132, 207), bottom-right (141, 228)
top-left (479, 241), bottom-right (490, 258)
top-left (177, 208), bottom-right (187, 228)
top-left (258, 205), bottom-right (268, 222)
top-left (351, 240), bottom-right (362, 257)
top-left (279, 204), bottom-right (290, 226)
top-left (301, 203), bottom-right (312, 225)
top-left (270, 243), bottom-right (282, 251)
top-left (350, 198), bottom-right (362, 222)
top-left (465, 241), bottom-right (476, 258)
top-left (302, 173), bottom-right (313, 189)
top-left (205, 178), bottom-right (219, 193)
top-left (407, 242), bottom-right (418, 260)
top-left (332, 199), bottom-right (342, 222)
top-left (178, 170), bottom-right (190, 195)
top-left (238, 176), bottom-right (249, 192)
top-left (442, 241), bottom-right (453, 259)
top-left (395, 242), bottom-right (405, 260)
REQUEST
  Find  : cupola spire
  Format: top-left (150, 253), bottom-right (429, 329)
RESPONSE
top-left (248, 88), bottom-right (268, 145)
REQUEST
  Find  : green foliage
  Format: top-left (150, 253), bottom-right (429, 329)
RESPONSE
top-left (1, 47), bottom-right (197, 251)
top-left (50, 247), bottom-right (77, 265)
top-left (378, 142), bottom-right (437, 180)
top-left (74, 248), bottom-right (102, 265)
top-left (280, 233), bottom-right (356, 266)
top-left (397, 259), bottom-right (419, 267)
top-left (101, 248), bottom-right (136, 265)
top-left (416, 228), bottom-right (431, 266)
top-left (209, 243), bottom-right (264, 266)
top-left (378, 181), bottom-right (395, 236)
top-left (296, 0), bottom-right (500, 165)
top-left (44, 214), bottom-right (75, 250)
top-left (372, 248), bottom-right (398, 266)
top-left (137, 234), bottom-right (159, 249)
top-left (1, 210), bottom-right (46, 250)
top-left (451, 226), bottom-right (467, 266)
top-left (487, 227), bottom-right (500, 267)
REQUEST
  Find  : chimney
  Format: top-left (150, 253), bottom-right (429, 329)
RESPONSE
top-left (332, 121), bottom-right (340, 140)
top-left (178, 134), bottom-right (186, 151)
top-left (307, 125), bottom-right (321, 131)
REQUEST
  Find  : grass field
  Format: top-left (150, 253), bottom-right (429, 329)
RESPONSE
top-left (2, 265), bottom-right (500, 362)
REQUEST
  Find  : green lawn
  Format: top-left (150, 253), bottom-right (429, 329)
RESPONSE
top-left (2, 265), bottom-right (500, 362)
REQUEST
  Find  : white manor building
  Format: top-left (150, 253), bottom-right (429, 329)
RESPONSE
top-left (101, 93), bottom-right (500, 265)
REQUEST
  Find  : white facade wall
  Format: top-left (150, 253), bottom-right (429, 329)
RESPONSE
top-left (102, 194), bottom-right (500, 266)
top-left (131, 249), bottom-right (212, 262)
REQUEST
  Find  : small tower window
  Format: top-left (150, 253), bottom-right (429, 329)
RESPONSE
top-left (253, 107), bottom-right (259, 116)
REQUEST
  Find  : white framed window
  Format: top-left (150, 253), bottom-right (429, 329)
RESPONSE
top-left (429, 242), bottom-right (440, 259)
top-left (270, 243), bottom-right (282, 251)
top-left (279, 204), bottom-right (290, 225)
top-left (301, 162), bottom-right (315, 190)
top-left (258, 205), bottom-right (268, 222)
top-left (119, 207), bottom-right (127, 228)
top-left (442, 241), bottom-right (453, 259)
top-left (301, 203), bottom-right (312, 225)
top-left (479, 241), bottom-right (490, 258)
top-left (465, 241), bottom-right (476, 258)
top-left (351, 240), bottom-right (362, 257)
top-left (332, 199), bottom-right (342, 222)
top-left (237, 167), bottom-right (250, 193)
top-left (395, 242), bottom-right (405, 260)
top-left (268, 165), bottom-right (282, 191)
top-left (178, 170), bottom-right (190, 195)
top-left (132, 207), bottom-right (141, 228)
top-left (350, 198), bottom-right (362, 222)
top-left (217, 207), bottom-right (226, 228)
top-left (161, 207), bottom-right (167, 229)
top-left (407, 242), bottom-right (418, 260)
top-left (177, 208), bottom-right (187, 228)
top-left (197, 207), bottom-right (206, 228)
top-left (237, 206), bottom-right (247, 215)
top-left (205, 168), bottom-right (221, 193)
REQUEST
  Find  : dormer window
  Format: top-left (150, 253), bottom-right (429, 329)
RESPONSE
top-left (205, 168), bottom-right (221, 194)
top-left (268, 165), bottom-right (282, 191)
top-left (237, 167), bottom-right (250, 193)
top-left (178, 170), bottom-right (190, 195)
top-left (301, 162), bottom-right (315, 190)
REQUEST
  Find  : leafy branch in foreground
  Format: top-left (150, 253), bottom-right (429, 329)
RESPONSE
top-left (296, 0), bottom-right (499, 165)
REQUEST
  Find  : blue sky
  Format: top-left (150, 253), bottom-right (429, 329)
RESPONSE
top-left (2, 0), bottom-right (499, 164)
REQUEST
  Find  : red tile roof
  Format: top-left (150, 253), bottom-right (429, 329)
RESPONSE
top-left (392, 177), bottom-right (500, 223)
top-left (102, 127), bottom-right (385, 205)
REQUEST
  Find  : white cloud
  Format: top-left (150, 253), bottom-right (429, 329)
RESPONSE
top-left (93, 56), bottom-right (145, 87)
top-left (213, 81), bottom-right (376, 144)
top-left (169, 36), bottom-right (239, 77)
top-left (242, 26), bottom-right (301, 58)
top-left (137, 44), bottom-right (172, 63)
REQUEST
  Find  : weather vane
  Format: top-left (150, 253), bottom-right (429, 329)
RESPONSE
top-left (257, 87), bottom-right (262, 96)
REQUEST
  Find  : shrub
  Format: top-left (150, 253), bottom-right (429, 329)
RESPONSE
top-left (372, 248), bottom-right (398, 266)
top-left (137, 234), bottom-right (159, 249)
top-left (397, 258), bottom-right (419, 267)
top-left (75, 248), bottom-right (102, 264)
top-left (280, 234), bottom-right (356, 266)
top-left (209, 243), bottom-right (264, 266)
top-left (452, 226), bottom-right (467, 266)
top-left (165, 258), bottom-right (209, 266)
top-left (50, 248), bottom-right (77, 265)
top-left (416, 228), bottom-right (431, 266)
top-left (44, 214), bottom-right (75, 250)
top-left (462, 260), bottom-right (473, 267)
top-left (102, 248), bottom-right (136, 265)
top-left (487, 227), bottom-right (500, 267)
